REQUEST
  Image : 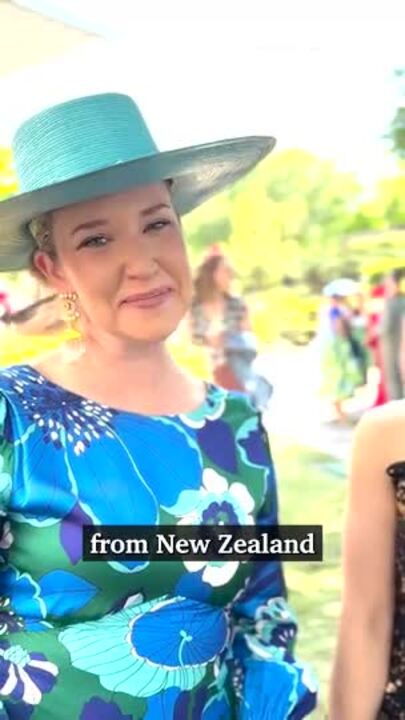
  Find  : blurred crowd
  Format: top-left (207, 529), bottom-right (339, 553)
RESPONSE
top-left (317, 268), bottom-right (405, 422)
top-left (188, 249), bottom-right (405, 422)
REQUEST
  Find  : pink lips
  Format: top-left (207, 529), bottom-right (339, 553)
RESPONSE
top-left (120, 287), bottom-right (173, 309)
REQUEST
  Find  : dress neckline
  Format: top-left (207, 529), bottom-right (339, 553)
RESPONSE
top-left (17, 363), bottom-right (220, 422)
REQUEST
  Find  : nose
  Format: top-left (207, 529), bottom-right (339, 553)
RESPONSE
top-left (121, 232), bottom-right (159, 281)
top-left (126, 262), bottom-right (159, 282)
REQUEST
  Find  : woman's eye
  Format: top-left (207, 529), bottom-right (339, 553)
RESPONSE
top-left (145, 219), bottom-right (171, 233)
top-left (78, 235), bottom-right (109, 249)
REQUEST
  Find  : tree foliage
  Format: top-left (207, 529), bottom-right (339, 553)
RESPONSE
top-left (185, 148), bottom-right (365, 290)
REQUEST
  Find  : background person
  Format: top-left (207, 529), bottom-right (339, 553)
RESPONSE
top-left (347, 291), bottom-right (371, 387)
top-left (191, 251), bottom-right (272, 409)
top-left (380, 267), bottom-right (405, 400)
top-left (366, 280), bottom-right (388, 407)
top-left (317, 294), bottom-right (363, 422)
top-left (330, 403), bottom-right (405, 718)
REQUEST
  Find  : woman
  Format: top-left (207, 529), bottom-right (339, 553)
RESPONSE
top-left (317, 294), bottom-right (363, 422)
top-left (366, 281), bottom-right (388, 407)
top-left (0, 94), bottom-right (316, 719)
top-left (347, 293), bottom-right (371, 387)
top-left (329, 400), bottom-right (405, 718)
top-left (380, 268), bottom-right (405, 401)
top-left (191, 253), bottom-right (272, 410)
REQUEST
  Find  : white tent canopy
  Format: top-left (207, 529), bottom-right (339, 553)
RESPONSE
top-left (0, 0), bottom-right (94, 78)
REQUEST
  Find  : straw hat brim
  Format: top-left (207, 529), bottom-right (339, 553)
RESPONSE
top-left (0, 135), bottom-right (275, 271)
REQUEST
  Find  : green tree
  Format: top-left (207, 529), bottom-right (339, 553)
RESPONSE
top-left (381, 169), bottom-right (405, 226)
top-left (349, 164), bottom-right (405, 232)
top-left (224, 149), bottom-right (361, 290)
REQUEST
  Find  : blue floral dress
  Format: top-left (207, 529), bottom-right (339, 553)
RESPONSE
top-left (0, 364), bottom-right (317, 719)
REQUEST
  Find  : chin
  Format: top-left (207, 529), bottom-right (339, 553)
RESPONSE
top-left (119, 318), bottom-right (180, 344)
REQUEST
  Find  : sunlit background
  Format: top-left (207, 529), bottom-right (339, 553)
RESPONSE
top-left (0, 1), bottom-right (404, 715)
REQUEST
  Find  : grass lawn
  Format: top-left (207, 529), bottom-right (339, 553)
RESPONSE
top-left (271, 436), bottom-right (347, 719)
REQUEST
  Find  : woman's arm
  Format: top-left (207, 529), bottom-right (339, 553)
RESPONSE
top-left (329, 408), bottom-right (397, 719)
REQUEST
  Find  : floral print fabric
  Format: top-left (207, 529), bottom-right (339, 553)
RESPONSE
top-left (0, 364), bottom-right (317, 718)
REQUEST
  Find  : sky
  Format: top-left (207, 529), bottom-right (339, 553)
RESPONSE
top-left (0, 0), bottom-right (404, 185)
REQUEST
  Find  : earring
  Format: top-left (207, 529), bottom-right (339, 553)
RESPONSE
top-left (59, 292), bottom-right (85, 363)
top-left (60, 292), bottom-right (80, 328)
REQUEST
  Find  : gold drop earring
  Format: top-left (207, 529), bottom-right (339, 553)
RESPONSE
top-left (60, 292), bottom-right (85, 362)
top-left (60, 292), bottom-right (80, 329)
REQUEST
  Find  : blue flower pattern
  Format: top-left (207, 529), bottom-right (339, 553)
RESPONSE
top-left (0, 364), bottom-right (317, 718)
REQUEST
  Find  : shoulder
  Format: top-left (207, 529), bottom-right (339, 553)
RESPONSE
top-left (352, 401), bottom-right (405, 467)
top-left (211, 384), bottom-right (266, 434)
top-left (0, 363), bottom-right (38, 390)
top-left (0, 364), bottom-right (28, 395)
top-left (213, 386), bottom-right (274, 464)
top-left (0, 367), bottom-right (23, 465)
top-left (356, 400), bottom-right (405, 432)
top-left (0, 363), bottom-right (47, 422)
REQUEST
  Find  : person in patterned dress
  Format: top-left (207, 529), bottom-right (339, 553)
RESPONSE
top-left (190, 253), bottom-right (272, 410)
top-left (0, 92), bottom-right (317, 719)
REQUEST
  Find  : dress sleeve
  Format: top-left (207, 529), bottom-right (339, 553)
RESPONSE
top-left (230, 417), bottom-right (318, 719)
top-left (0, 393), bottom-right (17, 635)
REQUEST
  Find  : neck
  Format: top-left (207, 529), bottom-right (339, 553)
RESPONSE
top-left (35, 328), bottom-right (205, 415)
top-left (82, 332), bottom-right (178, 379)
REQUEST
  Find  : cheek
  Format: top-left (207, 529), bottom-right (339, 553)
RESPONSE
top-left (167, 240), bottom-right (193, 298)
top-left (62, 245), bottom-right (102, 276)
top-left (58, 251), bottom-right (118, 304)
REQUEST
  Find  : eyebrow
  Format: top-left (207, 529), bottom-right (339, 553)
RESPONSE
top-left (71, 203), bottom-right (171, 236)
top-left (71, 219), bottom-right (108, 236)
top-left (141, 202), bottom-right (171, 217)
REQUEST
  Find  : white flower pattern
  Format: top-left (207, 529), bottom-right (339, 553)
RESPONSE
top-left (179, 468), bottom-right (255, 587)
top-left (0, 641), bottom-right (58, 706)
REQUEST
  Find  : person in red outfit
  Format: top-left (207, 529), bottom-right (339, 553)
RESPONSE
top-left (366, 282), bottom-right (388, 406)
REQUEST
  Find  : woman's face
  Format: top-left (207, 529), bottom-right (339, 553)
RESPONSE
top-left (34, 183), bottom-right (193, 344)
top-left (213, 258), bottom-right (234, 294)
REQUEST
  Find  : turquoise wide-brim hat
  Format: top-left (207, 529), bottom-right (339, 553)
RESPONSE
top-left (0, 92), bottom-right (276, 271)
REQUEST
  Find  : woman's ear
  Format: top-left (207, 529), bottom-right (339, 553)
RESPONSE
top-left (33, 250), bottom-right (70, 294)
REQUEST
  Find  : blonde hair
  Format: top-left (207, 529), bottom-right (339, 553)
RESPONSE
top-left (28, 212), bottom-right (56, 275)
top-left (1, 213), bottom-right (62, 334)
